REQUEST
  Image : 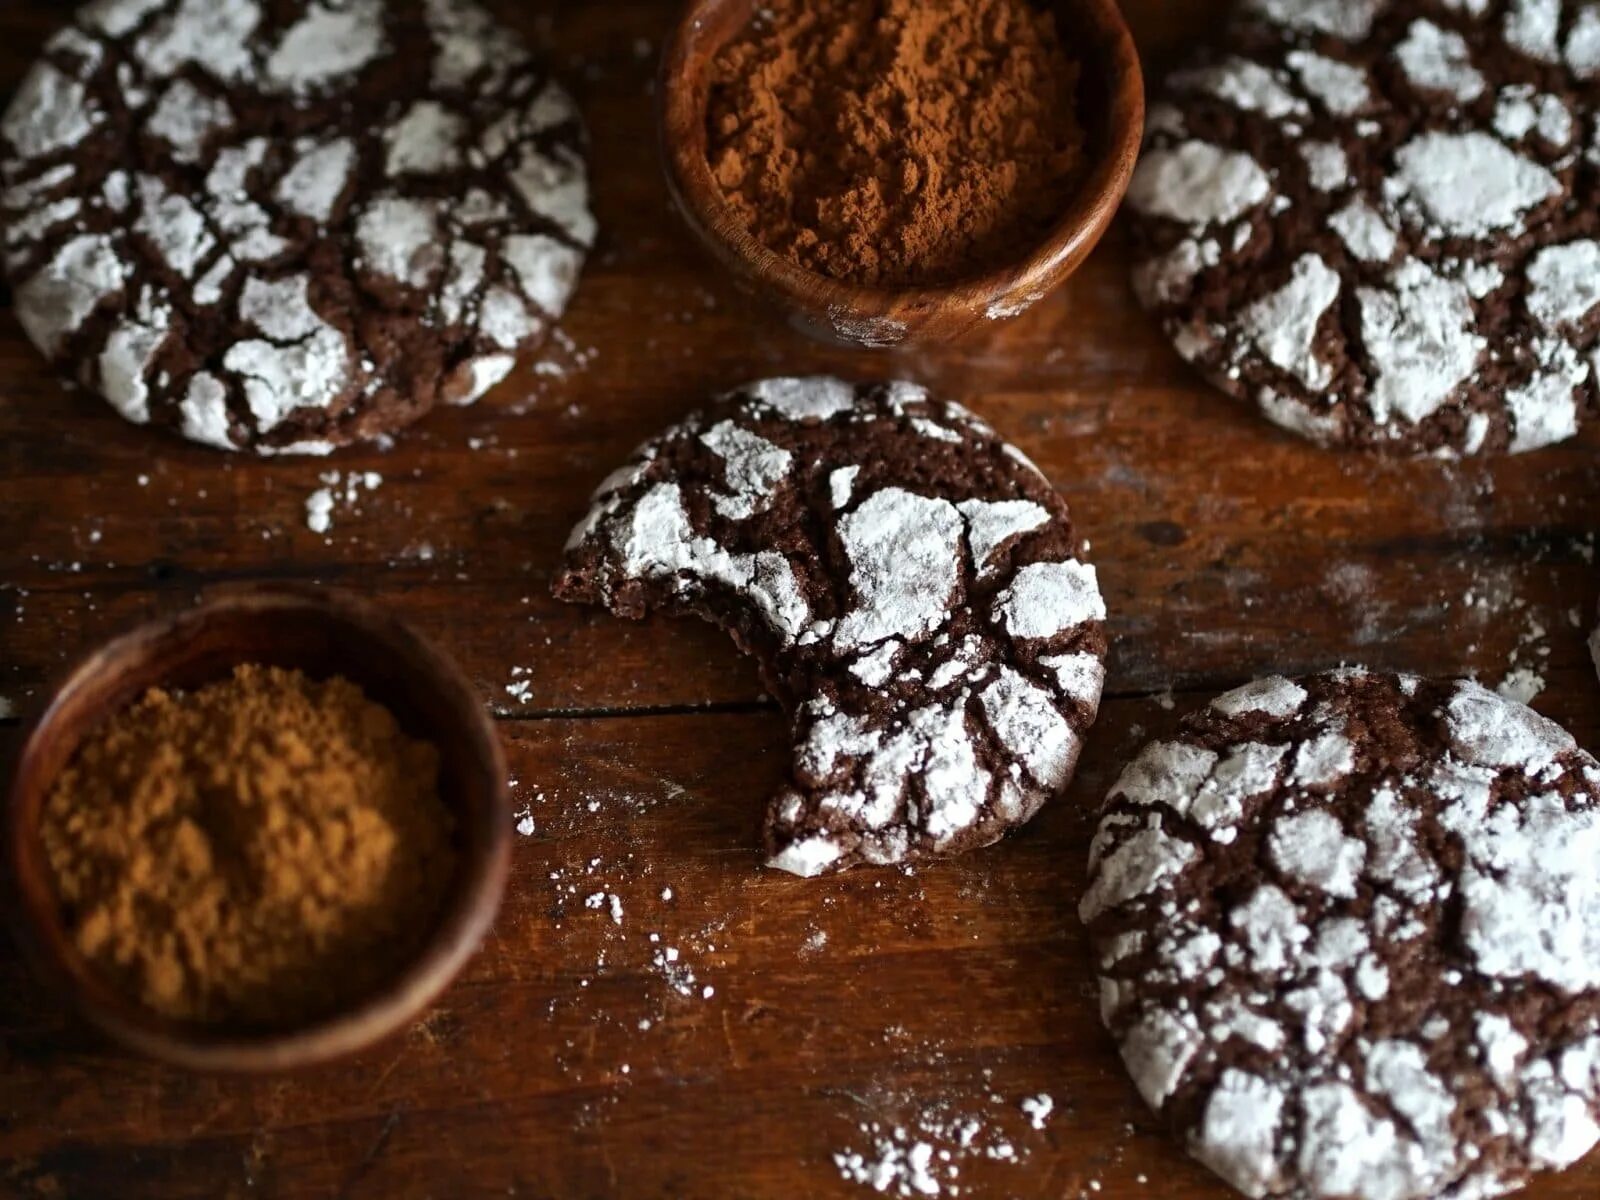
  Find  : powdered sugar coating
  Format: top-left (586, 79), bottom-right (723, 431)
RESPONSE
top-left (1245, 0), bottom-right (1381, 40)
top-left (1525, 241), bottom-right (1600, 331)
top-left (557, 378), bottom-right (1106, 876)
top-left (1299, 143), bottom-right (1350, 192)
top-left (275, 138), bottom-right (357, 223)
top-left (958, 499), bottom-right (1051, 577)
top-left (1389, 132), bottom-right (1559, 238)
top-left (1506, 0), bottom-right (1564, 63)
top-left (698, 421), bottom-right (793, 521)
top-left (14, 234), bottom-right (126, 357)
top-left (1394, 19), bottom-right (1487, 102)
top-left (993, 560), bottom-right (1107, 640)
top-left (1495, 85), bottom-right (1576, 145)
top-left (1358, 260), bottom-right (1487, 426)
top-left (1237, 253), bottom-right (1341, 389)
top-left (1169, 57), bottom-right (1309, 121)
top-left (1211, 675), bottom-right (1308, 718)
top-left (264, 0), bottom-right (386, 95)
top-left (1, 0), bottom-right (592, 453)
top-left (1329, 200), bottom-right (1397, 263)
top-left (1126, 140), bottom-right (1272, 228)
top-left (1128, 0), bottom-right (1600, 455)
top-left (1287, 52), bottom-right (1373, 117)
top-left (833, 489), bottom-right (964, 653)
top-left (1571, 7), bottom-right (1600, 75)
top-left (1267, 810), bottom-right (1365, 897)
top-left (1084, 671), bottom-right (1600, 1199)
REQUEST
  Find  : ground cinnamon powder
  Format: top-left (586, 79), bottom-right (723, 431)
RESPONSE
top-left (42, 665), bottom-right (455, 1027)
top-left (707, 0), bottom-right (1084, 287)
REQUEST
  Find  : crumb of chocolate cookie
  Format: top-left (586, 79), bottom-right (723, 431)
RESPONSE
top-left (2, 0), bottom-right (593, 454)
top-left (555, 377), bottom-right (1107, 876)
top-left (1084, 669), bottom-right (1600, 1199)
top-left (1127, 0), bottom-right (1600, 456)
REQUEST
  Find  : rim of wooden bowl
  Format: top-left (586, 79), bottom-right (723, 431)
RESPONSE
top-left (4, 584), bottom-right (510, 1072)
top-left (658, 0), bottom-right (1146, 345)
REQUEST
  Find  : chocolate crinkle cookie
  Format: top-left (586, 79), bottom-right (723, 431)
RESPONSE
top-left (556, 377), bottom-right (1107, 876)
top-left (1, 0), bottom-right (594, 454)
top-left (1082, 670), bottom-right (1600, 1199)
top-left (1127, 0), bottom-right (1600, 457)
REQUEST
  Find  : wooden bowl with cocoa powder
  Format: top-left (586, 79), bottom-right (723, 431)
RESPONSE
top-left (659, 0), bottom-right (1145, 348)
top-left (4, 585), bottom-right (510, 1072)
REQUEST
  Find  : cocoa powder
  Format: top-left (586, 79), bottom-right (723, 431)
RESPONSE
top-left (42, 665), bottom-right (455, 1027)
top-left (706, 0), bottom-right (1085, 288)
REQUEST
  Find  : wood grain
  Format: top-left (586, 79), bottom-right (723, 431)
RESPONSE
top-left (1, 0), bottom-right (1598, 1196)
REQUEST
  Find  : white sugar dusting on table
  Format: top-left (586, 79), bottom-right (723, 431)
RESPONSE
top-left (831, 1088), bottom-right (1069, 1197)
top-left (303, 470), bottom-right (382, 534)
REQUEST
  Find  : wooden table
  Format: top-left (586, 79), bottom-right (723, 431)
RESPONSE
top-left (1, 2), bottom-right (1597, 1197)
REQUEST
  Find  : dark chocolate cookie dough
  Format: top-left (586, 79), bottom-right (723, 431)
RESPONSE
top-left (557, 377), bottom-right (1107, 876)
top-left (2, 0), bottom-right (593, 454)
top-left (1127, 0), bottom-right (1600, 456)
top-left (1083, 670), bottom-right (1600, 1199)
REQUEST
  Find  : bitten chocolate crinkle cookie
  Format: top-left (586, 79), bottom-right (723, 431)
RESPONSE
top-left (1, 0), bottom-right (593, 454)
top-left (1127, 0), bottom-right (1600, 456)
top-left (1082, 670), bottom-right (1600, 1199)
top-left (556, 377), bottom-right (1107, 876)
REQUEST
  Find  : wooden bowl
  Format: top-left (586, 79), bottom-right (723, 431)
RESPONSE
top-left (659, 0), bottom-right (1145, 348)
top-left (3, 585), bottom-right (510, 1072)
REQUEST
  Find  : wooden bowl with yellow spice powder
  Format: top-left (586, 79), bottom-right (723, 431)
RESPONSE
top-left (4, 586), bottom-right (509, 1071)
top-left (660, 0), bottom-right (1144, 347)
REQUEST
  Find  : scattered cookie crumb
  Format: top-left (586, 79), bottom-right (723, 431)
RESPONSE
top-left (835, 1138), bottom-right (944, 1198)
top-left (305, 488), bottom-right (335, 534)
top-left (1020, 1094), bottom-right (1053, 1130)
top-left (304, 471), bottom-right (382, 535)
top-left (506, 666), bottom-right (534, 706)
top-left (832, 1099), bottom-right (1036, 1197)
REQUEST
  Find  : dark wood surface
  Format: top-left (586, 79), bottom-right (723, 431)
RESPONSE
top-left (1, 2), bottom-right (1597, 1197)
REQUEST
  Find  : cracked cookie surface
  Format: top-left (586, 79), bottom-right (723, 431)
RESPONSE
top-left (1083, 670), bottom-right (1600, 1199)
top-left (1127, 0), bottom-right (1600, 456)
top-left (555, 376), bottom-right (1107, 876)
top-left (1, 0), bottom-right (593, 454)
